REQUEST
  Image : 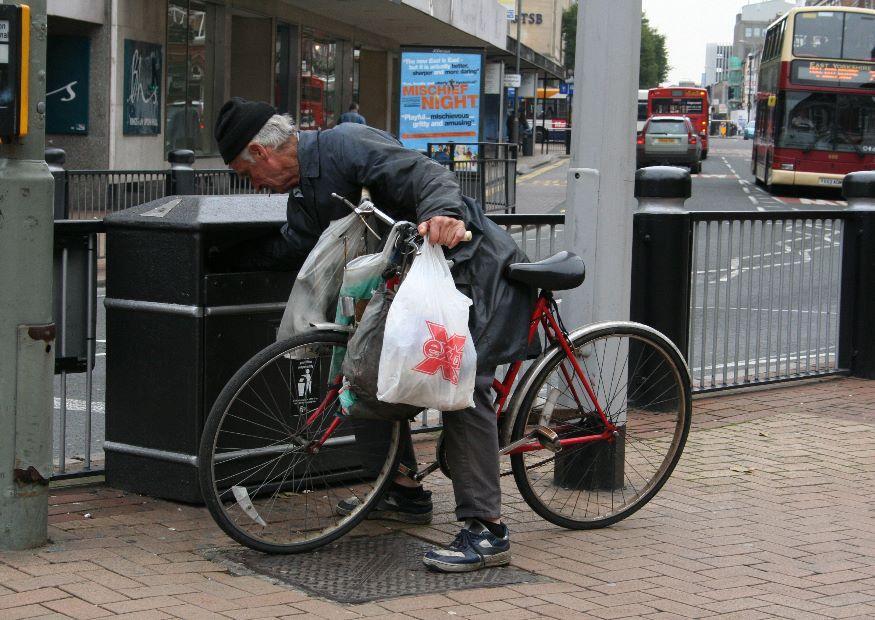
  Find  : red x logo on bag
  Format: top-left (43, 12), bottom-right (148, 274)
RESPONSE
top-left (412, 321), bottom-right (467, 385)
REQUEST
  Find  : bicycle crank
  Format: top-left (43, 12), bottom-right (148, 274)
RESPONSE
top-left (499, 425), bottom-right (562, 455)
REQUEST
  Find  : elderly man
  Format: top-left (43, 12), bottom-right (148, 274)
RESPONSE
top-left (214, 97), bottom-right (535, 572)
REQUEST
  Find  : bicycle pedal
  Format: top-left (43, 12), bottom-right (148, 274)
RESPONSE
top-left (499, 425), bottom-right (562, 455)
top-left (533, 426), bottom-right (562, 453)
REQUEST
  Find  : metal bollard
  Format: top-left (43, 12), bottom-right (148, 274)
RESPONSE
top-left (45, 147), bottom-right (68, 219)
top-left (631, 166), bottom-right (692, 390)
top-left (839, 171), bottom-right (875, 378)
top-left (166, 149), bottom-right (196, 196)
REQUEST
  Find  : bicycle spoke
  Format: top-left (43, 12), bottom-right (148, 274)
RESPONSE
top-left (509, 326), bottom-right (689, 529)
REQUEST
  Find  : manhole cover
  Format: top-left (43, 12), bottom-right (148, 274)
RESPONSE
top-left (210, 533), bottom-right (549, 604)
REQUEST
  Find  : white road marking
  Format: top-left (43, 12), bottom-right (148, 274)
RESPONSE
top-left (54, 397), bottom-right (105, 413)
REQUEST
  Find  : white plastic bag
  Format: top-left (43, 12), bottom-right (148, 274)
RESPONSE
top-left (277, 212), bottom-right (367, 340)
top-left (377, 238), bottom-right (476, 411)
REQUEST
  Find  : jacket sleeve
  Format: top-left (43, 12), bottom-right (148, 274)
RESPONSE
top-left (336, 125), bottom-right (466, 225)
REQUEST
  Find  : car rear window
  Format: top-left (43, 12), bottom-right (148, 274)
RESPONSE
top-left (648, 120), bottom-right (687, 135)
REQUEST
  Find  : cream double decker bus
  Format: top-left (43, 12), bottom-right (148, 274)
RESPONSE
top-left (752, 6), bottom-right (875, 190)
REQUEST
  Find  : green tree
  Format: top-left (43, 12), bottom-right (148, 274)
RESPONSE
top-left (639, 15), bottom-right (669, 88)
top-left (561, 4), bottom-right (670, 88)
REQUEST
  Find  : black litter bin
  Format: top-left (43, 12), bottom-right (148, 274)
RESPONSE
top-left (522, 130), bottom-right (534, 157)
top-left (103, 195), bottom-right (296, 502)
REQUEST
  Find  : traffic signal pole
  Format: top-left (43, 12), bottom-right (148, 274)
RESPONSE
top-left (563, 0), bottom-right (641, 328)
top-left (0, 0), bottom-right (55, 550)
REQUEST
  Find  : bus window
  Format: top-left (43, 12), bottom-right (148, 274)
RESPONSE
top-left (842, 13), bottom-right (875, 61)
top-left (835, 94), bottom-right (875, 153)
top-left (778, 91), bottom-right (835, 152)
top-left (794, 12), bottom-right (843, 59)
top-left (638, 100), bottom-right (648, 122)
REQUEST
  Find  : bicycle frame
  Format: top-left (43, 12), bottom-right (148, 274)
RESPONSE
top-left (491, 291), bottom-right (618, 455)
top-left (304, 290), bottom-right (618, 457)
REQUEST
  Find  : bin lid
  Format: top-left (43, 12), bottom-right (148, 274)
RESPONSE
top-left (104, 194), bottom-right (288, 230)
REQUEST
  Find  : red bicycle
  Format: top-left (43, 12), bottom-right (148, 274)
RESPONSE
top-left (198, 200), bottom-right (692, 554)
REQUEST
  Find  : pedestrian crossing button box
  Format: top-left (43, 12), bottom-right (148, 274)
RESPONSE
top-left (0, 4), bottom-right (29, 140)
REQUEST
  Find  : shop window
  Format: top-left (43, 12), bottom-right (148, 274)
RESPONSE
top-left (300, 30), bottom-right (338, 130)
top-left (166, 0), bottom-right (217, 156)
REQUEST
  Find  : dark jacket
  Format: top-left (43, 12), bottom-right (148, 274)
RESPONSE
top-left (246, 123), bottom-right (536, 370)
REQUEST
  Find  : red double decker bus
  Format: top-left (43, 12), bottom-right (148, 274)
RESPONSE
top-left (753, 6), bottom-right (875, 190)
top-left (648, 87), bottom-right (711, 159)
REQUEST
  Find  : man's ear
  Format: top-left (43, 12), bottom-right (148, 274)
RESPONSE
top-left (248, 143), bottom-right (269, 161)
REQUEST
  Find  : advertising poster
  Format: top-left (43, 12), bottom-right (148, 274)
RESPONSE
top-left (46, 36), bottom-right (90, 134)
top-left (399, 47), bottom-right (483, 157)
top-left (123, 40), bottom-right (162, 135)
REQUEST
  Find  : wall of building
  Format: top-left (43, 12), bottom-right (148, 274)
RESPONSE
top-left (512, 0), bottom-right (571, 65)
top-left (108, 0), bottom-right (166, 169)
top-left (358, 50), bottom-right (390, 131)
top-left (229, 16), bottom-right (273, 103)
top-left (45, 13), bottom-right (112, 169)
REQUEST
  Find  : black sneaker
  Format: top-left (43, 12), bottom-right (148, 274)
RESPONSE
top-left (422, 519), bottom-right (511, 572)
top-left (336, 483), bottom-right (433, 524)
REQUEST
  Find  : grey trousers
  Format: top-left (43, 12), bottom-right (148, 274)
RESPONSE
top-left (355, 369), bottom-right (501, 521)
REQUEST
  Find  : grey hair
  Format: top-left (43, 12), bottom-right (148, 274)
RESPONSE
top-left (240, 113), bottom-right (297, 161)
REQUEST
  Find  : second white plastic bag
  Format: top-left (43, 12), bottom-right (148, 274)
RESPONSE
top-left (377, 238), bottom-right (476, 411)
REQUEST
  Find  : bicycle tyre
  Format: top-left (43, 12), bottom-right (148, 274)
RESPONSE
top-left (504, 321), bottom-right (691, 530)
top-left (198, 330), bottom-right (403, 554)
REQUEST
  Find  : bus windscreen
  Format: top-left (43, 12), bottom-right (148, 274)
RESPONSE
top-left (650, 98), bottom-right (704, 115)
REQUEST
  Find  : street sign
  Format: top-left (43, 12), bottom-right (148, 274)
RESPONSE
top-left (504, 73), bottom-right (521, 88)
top-left (506, 87), bottom-right (516, 97)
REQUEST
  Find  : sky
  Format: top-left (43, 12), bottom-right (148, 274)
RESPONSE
top-left (641, 0), bottom-right (775, 85)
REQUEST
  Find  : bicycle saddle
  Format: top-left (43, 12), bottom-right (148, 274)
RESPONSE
top-left (506, 251), bottom-right (586, 291)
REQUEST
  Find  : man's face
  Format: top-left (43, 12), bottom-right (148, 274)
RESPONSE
top-left (230, 139), bottom-right (300, 193)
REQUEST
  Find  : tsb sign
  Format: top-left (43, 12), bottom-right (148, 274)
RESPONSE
top-left (514, 12), bottom-right (544, 25)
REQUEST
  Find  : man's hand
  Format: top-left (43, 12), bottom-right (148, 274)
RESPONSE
top-left (418, 216), bottom-right (467, 248)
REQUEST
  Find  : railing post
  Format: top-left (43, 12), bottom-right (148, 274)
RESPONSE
top-left (840, 171), bottom-right (875, 378)
top-left (45, 147), bottom-right (68, 219)
top-left (631, 166), bottom-right (693, 356)
top-left (166, 149), bottom-right (196, 195)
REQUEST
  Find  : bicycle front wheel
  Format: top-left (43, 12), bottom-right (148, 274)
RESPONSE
top-left (505, 322), bottom-right (691, 530)
top-left (198, 331), bottom-right (403, 554)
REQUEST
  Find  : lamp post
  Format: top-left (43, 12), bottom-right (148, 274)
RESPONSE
top-left (746, 52), bottom-right (754, 124)
top-left (512, 0), bottom-right (522, 147)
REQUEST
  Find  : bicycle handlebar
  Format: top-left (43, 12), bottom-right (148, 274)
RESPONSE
top-left (330, 192), bottom-right (472, 243)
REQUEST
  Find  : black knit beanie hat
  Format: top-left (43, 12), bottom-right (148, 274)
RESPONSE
top-left (214, 97), bottom-right (276, 164)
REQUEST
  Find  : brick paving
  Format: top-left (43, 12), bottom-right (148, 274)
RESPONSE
top-left (2, 376), bottom-right (874, 619)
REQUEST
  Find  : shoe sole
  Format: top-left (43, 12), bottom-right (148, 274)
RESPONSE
top-left (422, 550), bottom-right (511, 573)
top-left (335, 505), bottom-right (433, 525)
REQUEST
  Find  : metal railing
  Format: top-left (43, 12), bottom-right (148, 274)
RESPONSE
top-left (538, 127), bottom-right (571, 155)
top-left (427, 142), bottom-right (517, 213)
top-left (688, 213), bottom-right (845, 392)
top-left (194, 169), bottom-right (261, 195)
top-left (490, 213), bottom-right (564, 261)
top-left (67, 170), bottom-right (168, 220)
top-left (54, 220), bottom-right (103, 479)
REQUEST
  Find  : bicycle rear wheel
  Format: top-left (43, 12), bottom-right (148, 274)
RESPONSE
top-left (198, 331), bottom-right (402, 554)
top-left (505, 322), bottom-right (691, 529)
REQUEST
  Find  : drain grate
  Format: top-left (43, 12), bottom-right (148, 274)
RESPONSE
top-left (210, 533), bottom-right (549, 604)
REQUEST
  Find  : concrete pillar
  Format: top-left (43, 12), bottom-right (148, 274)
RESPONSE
top-left (563, 0), bottom-right (641, 329)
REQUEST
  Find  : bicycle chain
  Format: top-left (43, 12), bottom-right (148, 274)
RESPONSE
top-left (500, 454), bottom-right (557, 476)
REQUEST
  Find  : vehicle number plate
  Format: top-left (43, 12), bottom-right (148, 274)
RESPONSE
top-left (818, 177), bottom-right (842, 186)
top-left (656, 138), bottom-right (677, 144)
